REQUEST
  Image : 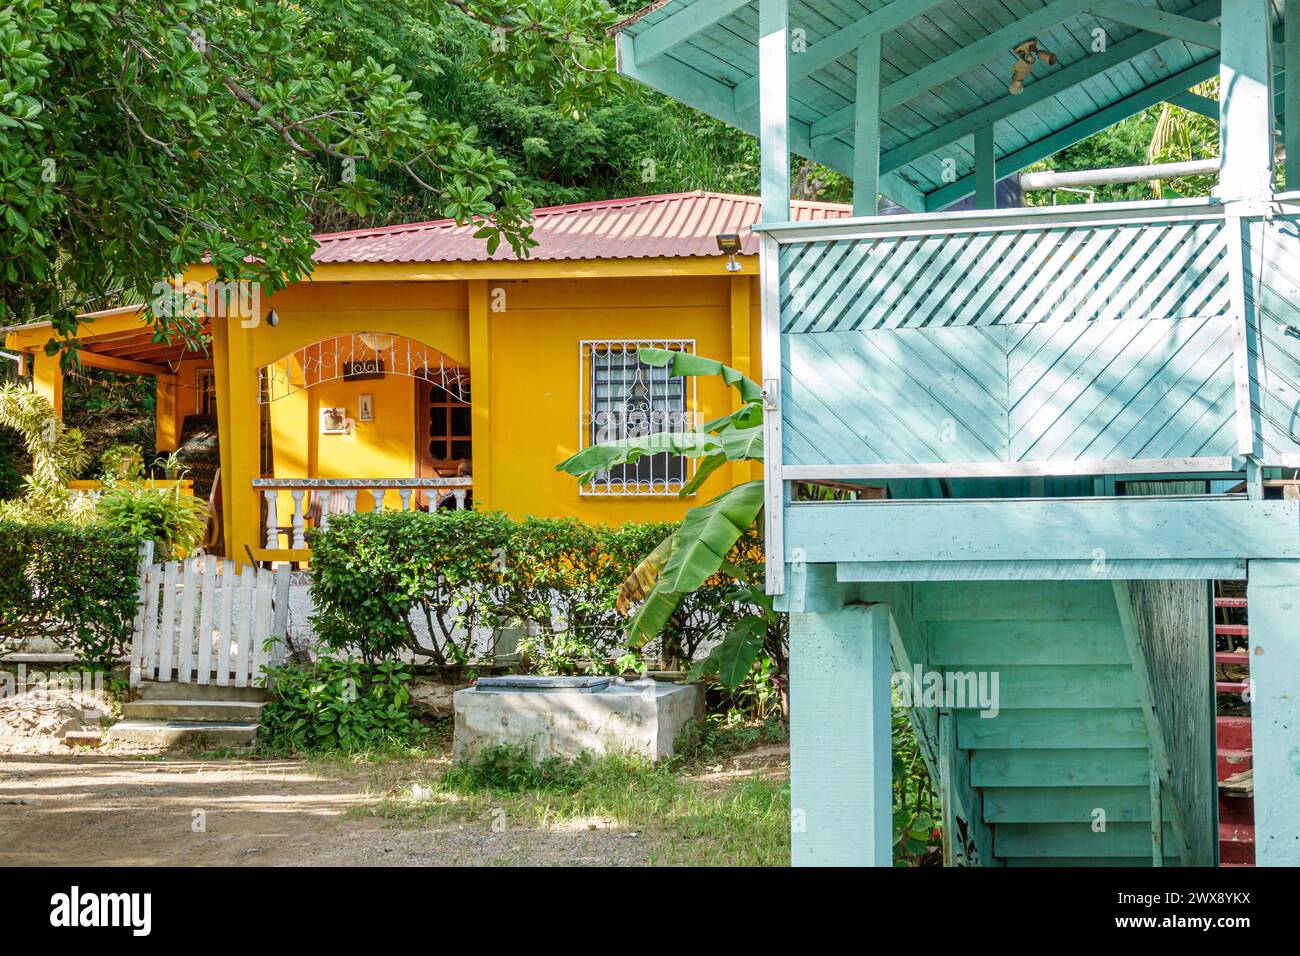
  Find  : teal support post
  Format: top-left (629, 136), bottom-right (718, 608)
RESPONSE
top-left (1247, 560), bottom-right (1300, 865)
top-left (1216, 0), bottom-right (1276, 200)
top-left (789, 601), bottom-right (893, 866)
top-left (1287, 0), bottom-right (1300, 187)
top-left (758, 0), bottom-right (790, 224)
top-left (974, 125), bottom-right (996, 209)
top-left (852, 33), bottom-right (882, 216)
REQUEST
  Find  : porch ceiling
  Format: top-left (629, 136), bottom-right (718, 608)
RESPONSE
top-left (71, 313), bottom-right (210, 373)
top-left (614, 0), bottom-right (1286, 211)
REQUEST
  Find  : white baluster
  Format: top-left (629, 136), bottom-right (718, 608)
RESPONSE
top-left (343, 489), bottom-right (358, 514)
top-left (317, 493), bottom-right (330, 532)
top-left (262, 490), bottom-right (278, 549)
top-left (399, 488), bottom-right (412, 512)
top-left (290, 490), bottom-right (306, 549)
top-left (453, 489), bottom-right (467, 510)
top-left (370, 488), bottom-right (386, 512)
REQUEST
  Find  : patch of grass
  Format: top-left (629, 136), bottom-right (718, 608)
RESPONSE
top-left (371, 741), bottom-right (790, 866)
top-left (669, 714), bottom-right (787, 769)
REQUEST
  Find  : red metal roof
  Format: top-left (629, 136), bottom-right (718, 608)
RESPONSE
top-left (310, 190), bottom-right (852, 264)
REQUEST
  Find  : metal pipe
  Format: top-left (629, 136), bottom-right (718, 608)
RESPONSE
top-left (1019, 159), bottom-right (1221, 190)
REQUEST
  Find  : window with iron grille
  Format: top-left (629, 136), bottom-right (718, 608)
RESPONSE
top-left (580, 340), bottom-right (695, 495)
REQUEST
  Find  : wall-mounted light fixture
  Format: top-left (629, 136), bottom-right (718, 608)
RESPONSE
top-left (716, 233), bottom-right (743, 272)
top-left (266, 309), bottom-right (279, 327)
top-left (1008, 39), bottom-right (1057, 95)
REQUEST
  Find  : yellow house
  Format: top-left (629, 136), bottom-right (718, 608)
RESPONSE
top-left (5, 191), bottom-right (848, 566)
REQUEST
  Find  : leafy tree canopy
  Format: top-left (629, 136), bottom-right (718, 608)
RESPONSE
top-left (0, 0), bottom-right (620, 345)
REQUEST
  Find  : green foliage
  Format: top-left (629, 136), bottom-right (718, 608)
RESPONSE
top-left (96, 483), bottom-right (206, 559)
top-left (0, 0), bottom-right (626, 345)
top-left (258, 656), bottom-right (426, 754)
top-left (892, 701), bottom-right (942, 867)
top-left (442, 743), bottom-right (597, 793)
top-left (555, 349), bottom-right (781, 694)
top-left (0, 383), bottom-right (89, 520)
top-left (306, 509), bottom-right (752, 673)
top-left (308, 508), bottom-right (517, 666)
top-left (0, 520), bottom-right (139, 664)
top-left (98, 443), bottom-right (144, 483)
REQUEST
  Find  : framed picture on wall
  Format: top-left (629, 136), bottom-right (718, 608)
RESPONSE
top-left (320, 407), bottom-right (350, 434)
top-left (358, 394), bottom-right (373, 422)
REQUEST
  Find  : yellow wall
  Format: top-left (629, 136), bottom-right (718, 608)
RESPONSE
top-left (203, 260), bottom-right (762, 564)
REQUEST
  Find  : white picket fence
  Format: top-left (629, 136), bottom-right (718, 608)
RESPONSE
top-left (131, 546), bottom-right (290, 687)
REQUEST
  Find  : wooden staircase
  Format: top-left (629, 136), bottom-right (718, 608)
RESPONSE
top-left (878, 579), bottom-right (1216, 867)
top-left (931, 582), bottom-right (1183, 866)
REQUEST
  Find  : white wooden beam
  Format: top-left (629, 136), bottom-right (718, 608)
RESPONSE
top-left (732, 0), bottom-right (948, 109)
top-left (1092, 0), bottom-right (1222, 49)
top-left (1286, 0), bottom-right (1300, 184)
top-left (633, 0), bottom-right (752, 64)
top-left (759, 0), bottom-right (790, 223)
top-left (974, 125), bottom-right (997, 209)
top-left (1167, 89), bottom-right (1220, 118)
top-left (852, 34), bottom-right (882, 216)
top-left (1216, 0), bottom-right (1276, 200)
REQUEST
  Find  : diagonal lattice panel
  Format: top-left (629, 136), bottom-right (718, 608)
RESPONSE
top-left (780, 218), bottom-right (1232, 334)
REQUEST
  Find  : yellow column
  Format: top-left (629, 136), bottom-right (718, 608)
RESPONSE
top-left (468, 279), bottom-right (492, 510)
top-left (729, 274), bottom-right (757, 483)
top-left (155, 376), bottom-right (178, 451)
top-left (31, 351), bottom-right (64, 420)
top-left (211, 316), bottom-right (236, 558)
top-left (222, 319), bottom-right (263, 567)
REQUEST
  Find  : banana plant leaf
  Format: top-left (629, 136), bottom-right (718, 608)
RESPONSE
top-left (617, 533), bottom-right (673, 614)
top-left (556, 427), bottom-right (763, 484)
top-left (658, 480), bottom-right (764, 593)
top-left (638, 347), bottom-right (764, 404)
top-left (686, 615), bottom-right (766, 687)
top-left (702, 399), bottom-right (763, 434)
top-left (626, 580), bottom-right (684, 645)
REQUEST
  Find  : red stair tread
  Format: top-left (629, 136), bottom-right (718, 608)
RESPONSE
top-left (1215, 624), bottom-right (1249, 637)
top-left (1215, 597), bottom-right (1248, 608)
top-left (1217, 716), bottom-right (1252, 749)
top-left (1217, 749), bottom-right (1253, 781)
top-left (1216, 651), bottom-right (1249, 666)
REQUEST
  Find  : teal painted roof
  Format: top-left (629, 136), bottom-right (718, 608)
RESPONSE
top-left (614, 0), bottom-right (1285, 210)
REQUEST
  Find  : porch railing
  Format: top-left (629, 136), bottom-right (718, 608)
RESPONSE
top-left (252, 477), bottom-right (473, 551)
top-left (756, 194), bottom-right (1300, 590)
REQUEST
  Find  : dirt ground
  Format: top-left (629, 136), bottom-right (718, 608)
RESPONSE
top-left (0, 744), bottom-right (790, 866)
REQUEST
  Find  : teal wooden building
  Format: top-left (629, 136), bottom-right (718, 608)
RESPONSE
top-left (615, 0), bottom-right (1300, 866)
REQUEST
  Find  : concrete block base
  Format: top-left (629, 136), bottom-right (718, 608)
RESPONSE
top-left (453, 679), bottom-right (704, 763)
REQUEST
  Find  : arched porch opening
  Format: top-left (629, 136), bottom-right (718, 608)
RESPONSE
top-left (253, 331), bottom-right (473, 558)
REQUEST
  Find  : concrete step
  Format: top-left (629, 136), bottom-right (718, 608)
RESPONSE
top-left (123, 699), bottom-right (265, 722)
top-left (107, 720), bottom-right (257, 749)
top-left (135, 680), bottom-right (268, 703)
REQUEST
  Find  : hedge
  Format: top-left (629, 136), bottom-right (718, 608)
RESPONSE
top-left (308, 510), bottom-right (763, 670)
top-left (0, 521), bottom-right (140, 665)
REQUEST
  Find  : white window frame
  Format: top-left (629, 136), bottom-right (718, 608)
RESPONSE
top-left (578, 339), bottom-right (697, 497)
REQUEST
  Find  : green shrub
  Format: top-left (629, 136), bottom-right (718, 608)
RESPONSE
top-left (306, 510), bottom-right (762, 674)
top-left (0, 521), bottom-right (140, 664)
top-left (96, 484), bottom-right (206, 559)
top-left (258, 656), bottom-right (426, 754)
top-left (309, 509), bottom-right (516, 666)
